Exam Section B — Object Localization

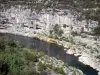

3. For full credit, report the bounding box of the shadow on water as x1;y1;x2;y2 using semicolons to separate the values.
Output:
0;33;99;75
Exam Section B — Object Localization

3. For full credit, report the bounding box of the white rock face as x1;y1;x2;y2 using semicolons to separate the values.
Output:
0;6;98;35
0;5;100;75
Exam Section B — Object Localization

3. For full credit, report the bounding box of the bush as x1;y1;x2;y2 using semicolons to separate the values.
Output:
0;41;5;50
62;37;75;44
53;24;63;37
63;24;67;28
71;31;79;36
0;60;9;75
96;55;100;59
54;67;66;75
93;27;100;36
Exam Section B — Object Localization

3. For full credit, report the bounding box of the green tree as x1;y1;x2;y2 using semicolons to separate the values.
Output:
53;24;63;37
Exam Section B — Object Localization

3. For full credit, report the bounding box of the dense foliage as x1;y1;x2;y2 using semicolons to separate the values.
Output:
0;36;46;75
0;36;37;75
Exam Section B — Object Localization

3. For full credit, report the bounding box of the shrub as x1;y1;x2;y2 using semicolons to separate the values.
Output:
71;31;79;36
93;27;100;36
0;41;5;50
62;37;75;44
63;24;67;28
53;24;63;37
25;51;39;62
54;67;66;75
38;62;47;72
96;55;100;59
0;60;9;75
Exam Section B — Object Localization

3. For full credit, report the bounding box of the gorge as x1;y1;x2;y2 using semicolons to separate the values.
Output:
0;0;100;75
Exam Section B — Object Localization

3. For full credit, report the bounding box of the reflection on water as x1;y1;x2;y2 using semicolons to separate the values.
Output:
0;33;98;75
